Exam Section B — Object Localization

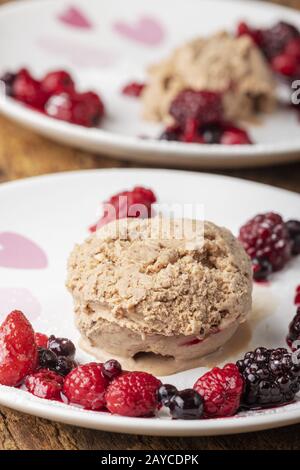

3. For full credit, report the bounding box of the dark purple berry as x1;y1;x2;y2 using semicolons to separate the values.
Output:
48;335;76;359
252;258;272;281
53;356;76;376
236;347;300;408
0;72;16;97
200;123;222;144
157;384;178;407
239;212;292;272
287;307;300;350
102;359;122;380
159;125;181;141
261;21;299;60
169;389;203;419
285;220;300;255
38;348;58;369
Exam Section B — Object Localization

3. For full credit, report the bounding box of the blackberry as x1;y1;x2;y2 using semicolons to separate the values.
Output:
287;307;300;350
236;347;300;408
285;220;300;255
38;348;57;369
53;356;76;376
169;389;203;419
200;123;223;144
239;212;292;272
157;384;178;407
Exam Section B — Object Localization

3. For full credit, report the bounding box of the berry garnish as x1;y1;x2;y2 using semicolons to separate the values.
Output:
89;186;156;231
0;310;37;386
201;123;223;144
41;70;75;95
271;54;298;77
38;348;58;370
236;347;300;408
25;370;64;400
45;90;104;127
169;89;223;128
193;364;243;418
122;81;145;97
63;363;109;410
102;359;122;380
261;21;299;60
239;212;292;272
252;258;272;282
220;126;252;145
159;125;181;142
47;335;76;359
169;389;203;420
157;384;178;407
54;356;76;377
285;220;300;255
295;286;300;306
287;307;300;350
12;68;48;110
35;332;49;349
106;372;161;417
236;21;262;46
0;72;16;97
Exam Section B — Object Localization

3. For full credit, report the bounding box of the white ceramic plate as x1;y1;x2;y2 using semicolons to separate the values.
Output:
0;167;300;436
0;0;300;169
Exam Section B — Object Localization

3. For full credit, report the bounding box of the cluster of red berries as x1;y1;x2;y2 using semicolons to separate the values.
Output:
159;89;252;145
237;20;300;79
89;185;156;232
0;69;105;127
1;309;300;419
239;212;300;282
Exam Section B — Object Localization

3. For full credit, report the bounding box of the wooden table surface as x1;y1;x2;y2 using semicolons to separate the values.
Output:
1;0;300;451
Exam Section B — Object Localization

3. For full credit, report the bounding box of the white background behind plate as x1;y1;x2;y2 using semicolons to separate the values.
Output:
0;168;300;435
0;0;300;167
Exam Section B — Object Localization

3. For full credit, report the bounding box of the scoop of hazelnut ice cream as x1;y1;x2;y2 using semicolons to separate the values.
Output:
67;217;252;375
142;31;275;124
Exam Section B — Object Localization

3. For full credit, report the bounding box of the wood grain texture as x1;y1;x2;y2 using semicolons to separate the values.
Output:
0;0;300;450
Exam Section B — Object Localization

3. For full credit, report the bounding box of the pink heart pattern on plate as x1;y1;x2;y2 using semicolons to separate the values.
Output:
58;6;93;30
113;15;165;46
0;288;41;322
0;232;48;269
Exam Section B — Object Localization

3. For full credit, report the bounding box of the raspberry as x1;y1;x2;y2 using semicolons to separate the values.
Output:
285;38;300;60
236;347;300;408
41;70;75;95
193;364;243;418
106;371;161;417
35;332;48;349
271;54;298;77
169;89;223;128
236;21;263;46
0;310;37;386
287;307;300;350
239;212;292;272
12;68;48;109
169;389;203;419
45;90;104;127
122;81;145;97
220;125;252;145
90;186;156;231
25;370;64;400
63;363;109;410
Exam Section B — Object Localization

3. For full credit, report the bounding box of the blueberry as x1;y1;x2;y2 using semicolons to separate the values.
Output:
48;335;76;359
169;389;203;419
